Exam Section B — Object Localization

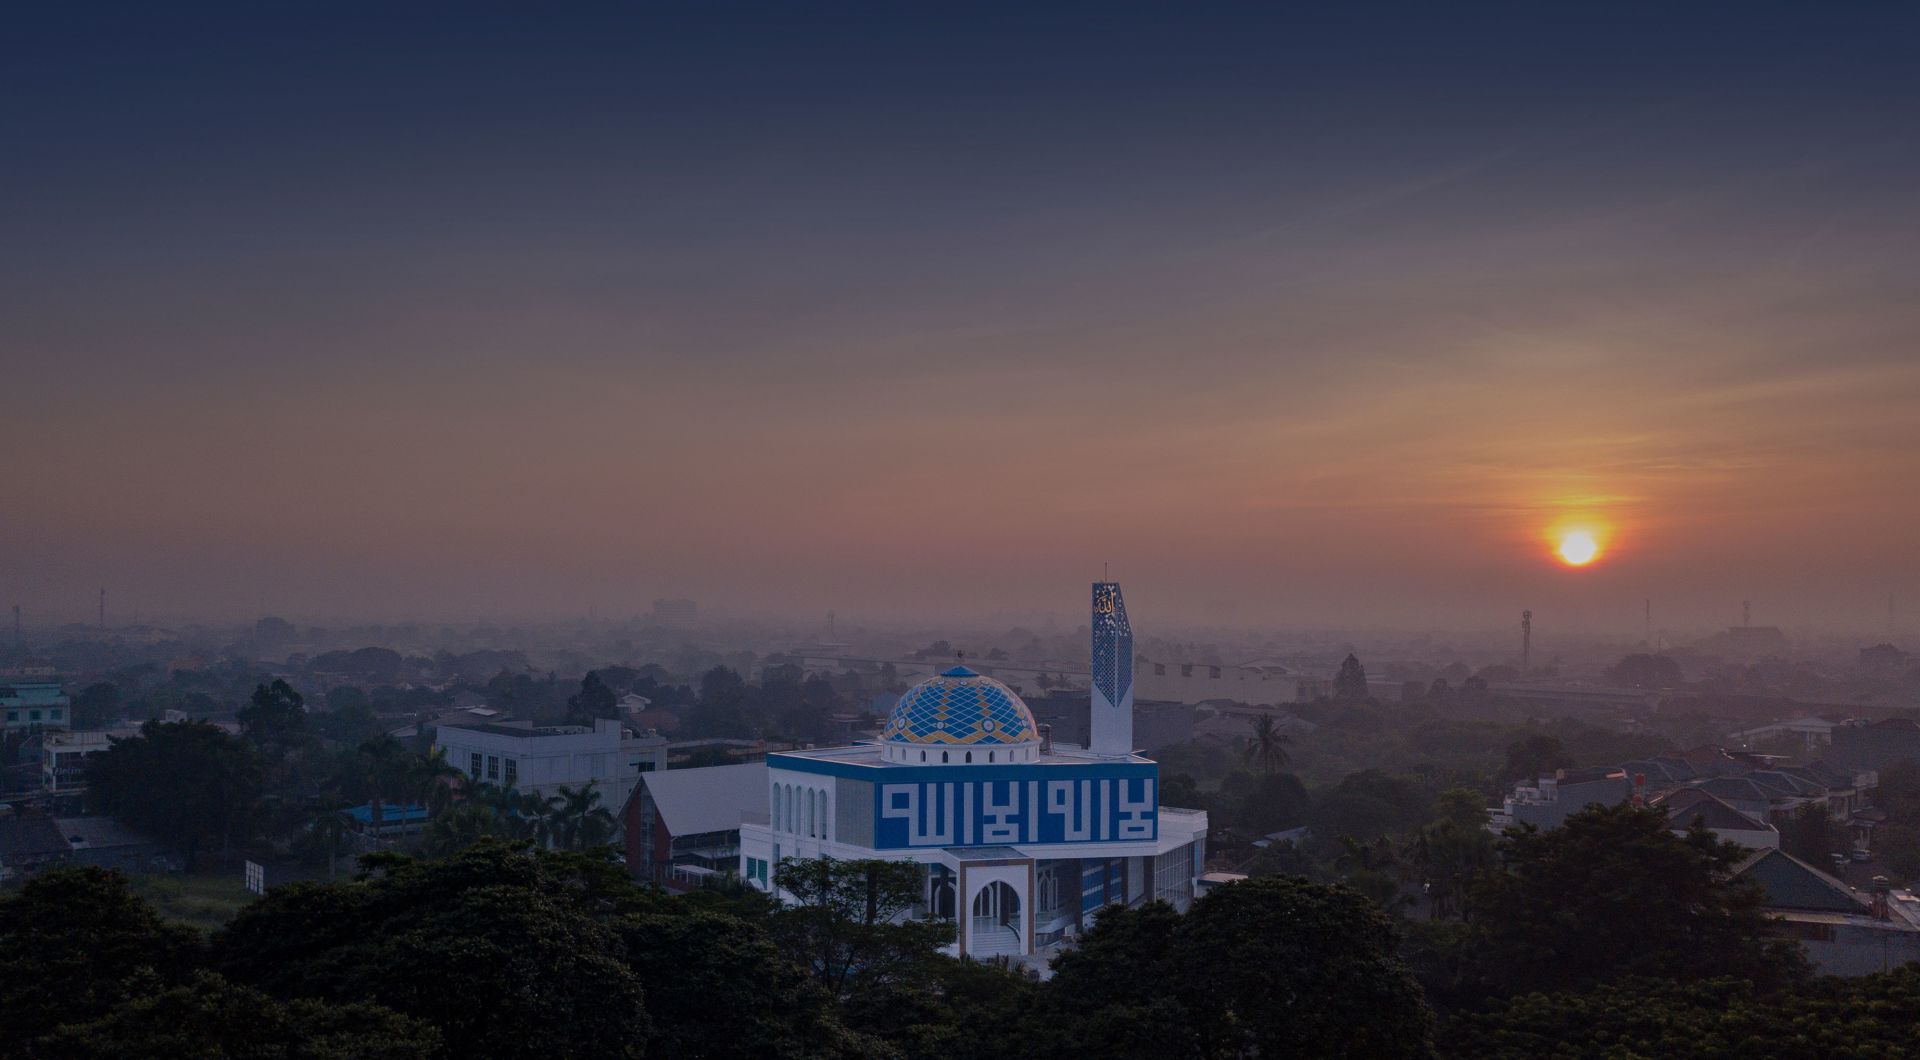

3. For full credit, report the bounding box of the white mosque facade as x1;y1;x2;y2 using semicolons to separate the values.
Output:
738;583;1210;959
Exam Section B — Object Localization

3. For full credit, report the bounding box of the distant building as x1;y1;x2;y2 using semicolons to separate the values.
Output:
1650;788;1779;849
621;762;767;889
1132;658;1328;706
1733;848;1920;975
1492;767;1632;831
40;729;127;794
1;681;69;732
1729;717;1841;750
1828;718;1920;772
433;718;669;815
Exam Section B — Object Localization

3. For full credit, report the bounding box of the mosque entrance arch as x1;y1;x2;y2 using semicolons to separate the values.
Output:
969;881;1021;957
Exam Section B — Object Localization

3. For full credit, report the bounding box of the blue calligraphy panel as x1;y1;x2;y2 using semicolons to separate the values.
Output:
874;774;1157;849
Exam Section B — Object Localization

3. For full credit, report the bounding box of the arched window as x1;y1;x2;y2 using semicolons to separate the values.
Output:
920;751;926;762
773;785;784;832
988;751;995;762
942;752;949;763
819;791;829;842
965;752;972;763
806;791;815;837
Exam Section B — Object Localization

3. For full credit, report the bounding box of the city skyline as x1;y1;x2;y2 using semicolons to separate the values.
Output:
5;4;1918;633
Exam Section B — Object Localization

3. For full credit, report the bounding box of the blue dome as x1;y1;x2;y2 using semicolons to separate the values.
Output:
882;666;1039;747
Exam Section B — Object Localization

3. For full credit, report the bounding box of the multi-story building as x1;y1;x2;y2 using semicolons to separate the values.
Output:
433;718;669;815
41;729;124;795
1;681;69;732
738;583;1210;963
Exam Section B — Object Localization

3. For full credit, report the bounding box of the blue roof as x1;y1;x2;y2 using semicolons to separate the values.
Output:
882;670;1038;746
344;803;429;824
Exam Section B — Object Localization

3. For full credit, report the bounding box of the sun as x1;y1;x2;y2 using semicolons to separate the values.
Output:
1557;530;1599;567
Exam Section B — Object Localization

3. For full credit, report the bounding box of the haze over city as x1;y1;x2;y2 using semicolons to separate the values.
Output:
6;4;1918;634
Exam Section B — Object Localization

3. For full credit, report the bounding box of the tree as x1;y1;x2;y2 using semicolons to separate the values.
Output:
1441;970;1920;1060
617;910;879;1059
1502;732;1569;782
1333;653;1369;701
39;970;441;1060
238;679;310;760
71;682;123;729
1179;877;1434;1058
770;857;953;1001
87;720;264;869
1040;880;1434;1059
214;843;650;1060
0;867;203;1050
1460;803;1806;998
1241;713;1292;773
1781;802;1837;864
544;781;616;851
567;671;618;725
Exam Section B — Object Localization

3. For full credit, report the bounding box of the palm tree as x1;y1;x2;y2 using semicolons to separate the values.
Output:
424;803;502;856
308;803;354;882
407;746;467;817
544;781;616;851
1243;714;1292;774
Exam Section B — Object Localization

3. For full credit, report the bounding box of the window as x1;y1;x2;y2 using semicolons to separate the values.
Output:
920;751;926;762
29;711;40;722
50;709;62;720
6;712;16;723
469;752;483;778
988;752;994;762
819;792;829;842
773;786;783;831
486;755;500;781
504;758;517;788
1209;666;1221;679
806;792;816;837
942;752;949;763
1180;664;1193;678
964;752;972;763
1154;663;1166;676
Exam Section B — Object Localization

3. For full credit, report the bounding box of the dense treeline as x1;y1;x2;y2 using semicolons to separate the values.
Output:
5;806;1918;1060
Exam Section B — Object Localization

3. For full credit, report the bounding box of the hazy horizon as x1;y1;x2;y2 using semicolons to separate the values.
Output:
7;5;1918;638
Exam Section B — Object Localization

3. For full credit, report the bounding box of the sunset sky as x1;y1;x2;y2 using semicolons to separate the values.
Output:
5;4;1918;632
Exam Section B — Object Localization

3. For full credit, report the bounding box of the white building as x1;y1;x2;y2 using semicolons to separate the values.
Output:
2;681;69;732
433;718;669;814
739;583;1210;962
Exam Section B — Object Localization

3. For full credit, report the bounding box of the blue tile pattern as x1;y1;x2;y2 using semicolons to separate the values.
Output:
882;666;1039;746
1092;582;1133;707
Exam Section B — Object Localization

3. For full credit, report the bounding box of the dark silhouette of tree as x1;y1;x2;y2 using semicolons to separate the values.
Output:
1502;733;1569;782
214;843;651;1060
1441;970;1920;1060
1242;713;1292;773
1459;803;1806;998
544;781;616;851
1046;880;1433;1058
1334;654;1369;701
1780;802;1837;864
0;867;202;1048
87;721;263;869
72;682;123;728
770;857;953;1002
566;670;618;725
237;679;309;761
39;970;441;1060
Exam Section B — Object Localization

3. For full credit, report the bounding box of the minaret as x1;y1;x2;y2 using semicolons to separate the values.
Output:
1090;582;1134;755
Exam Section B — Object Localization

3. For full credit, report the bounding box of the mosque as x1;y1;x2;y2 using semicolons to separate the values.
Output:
737;583;1210;959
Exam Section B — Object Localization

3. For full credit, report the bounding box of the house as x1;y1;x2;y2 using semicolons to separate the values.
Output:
1493;768;1632;831
57;816;168;873
1829;718;1920;772
1649;788;1778;849
433;718;669;814
0;815;72;881
1733;848;1920;975
1729;716;1842;750
41;729;129;795
1;682;69;732
621;762;767;889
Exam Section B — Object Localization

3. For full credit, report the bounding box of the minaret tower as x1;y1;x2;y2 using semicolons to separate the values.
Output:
1090;581;1134;756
